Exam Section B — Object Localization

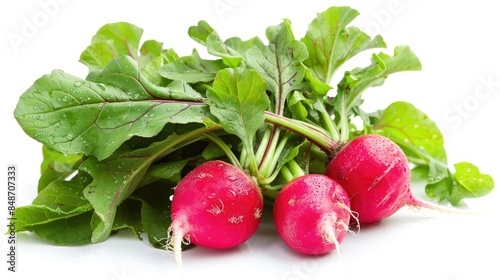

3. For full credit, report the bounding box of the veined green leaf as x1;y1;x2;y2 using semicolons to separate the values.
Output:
14;56;208;160
141;48;180;86
301;6;386;84
207;68;269;173
80;126;216;243
80;22;144;71
337;45;422;113
246;19;308;115
188;20;214;46
80;22;172;73
159;49;226;83
12;177;93;245
373;101;494;205
38;145;83;192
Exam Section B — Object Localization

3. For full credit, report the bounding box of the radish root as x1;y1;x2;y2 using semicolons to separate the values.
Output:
166;221;191;279
408;196;483;215
321;216;351;279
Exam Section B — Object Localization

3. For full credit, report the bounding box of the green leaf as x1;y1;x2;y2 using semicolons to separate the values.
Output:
373;101;446;162
79;127;212;243
188;20;246;68
303;66;332;96
287;90;312;120
245;19;308;115
373;101;494;205
111;198;143;239
38;145;83;192
454;162;494;197
138;39;164;66
16;210;94;245
14;56;208;160
426;163;495;205
206;31;243;68
206;68;269;173
301;6;386;84
12;177;93;245
188;20;214;46
80;22;144;71
87;55;203;101
159;49;226;83
337;46;422;113
130;182;175;249
142;158;191;185
141;48;180;86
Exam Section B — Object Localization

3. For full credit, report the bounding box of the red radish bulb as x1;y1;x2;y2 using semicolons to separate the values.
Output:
325;134;448;224
273;174;352;256
168;160;263;272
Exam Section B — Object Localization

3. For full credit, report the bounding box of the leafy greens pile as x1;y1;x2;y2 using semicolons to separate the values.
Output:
12;6;494;247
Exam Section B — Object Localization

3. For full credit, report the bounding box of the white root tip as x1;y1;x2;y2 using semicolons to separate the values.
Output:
166;223;189;279
323;226;345;263
408;196;484;215
323;222;352;279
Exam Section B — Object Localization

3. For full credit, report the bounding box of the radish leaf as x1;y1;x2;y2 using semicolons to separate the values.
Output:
373;101;494;205
159;49;226;83
246;19;307;115
80;22;144;71
14;56;208;160
11;177;94;245
207;68;269;175
301;6;386;84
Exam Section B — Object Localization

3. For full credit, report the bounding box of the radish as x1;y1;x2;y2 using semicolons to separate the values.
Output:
325;134;461;224
273;174;352;256
168;160;263;273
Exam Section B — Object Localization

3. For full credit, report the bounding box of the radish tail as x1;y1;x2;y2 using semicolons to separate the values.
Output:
321;216;351;279
167;220;189;279
408;196;483;215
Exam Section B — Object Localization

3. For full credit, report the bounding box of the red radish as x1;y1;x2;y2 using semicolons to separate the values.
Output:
168;160;263;273
273;174;352;256
325;134;456;224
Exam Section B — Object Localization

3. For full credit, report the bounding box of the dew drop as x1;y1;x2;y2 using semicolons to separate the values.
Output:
74;81;82;87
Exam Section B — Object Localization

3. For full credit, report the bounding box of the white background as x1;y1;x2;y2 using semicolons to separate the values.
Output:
1;1;499;279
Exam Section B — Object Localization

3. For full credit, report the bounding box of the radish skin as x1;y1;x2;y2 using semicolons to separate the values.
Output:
167;160;263;274
273;174;351;256
325;134;468;224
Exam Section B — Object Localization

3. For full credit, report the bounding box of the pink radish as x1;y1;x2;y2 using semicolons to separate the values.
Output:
325;134;458;224
168;160;263;273
273;174;352;256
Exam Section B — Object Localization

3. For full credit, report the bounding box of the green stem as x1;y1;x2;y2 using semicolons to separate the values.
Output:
260;132;290;179
338;91;350;142
264;112;339;157
315;99;341;141
287;159;305;179
255;126;272;164
257;126;281;171
202;133;241;169
280;165;294;183
245;143;260;179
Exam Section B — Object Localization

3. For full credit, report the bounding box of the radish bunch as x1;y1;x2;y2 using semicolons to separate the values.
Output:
11;4;494;278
